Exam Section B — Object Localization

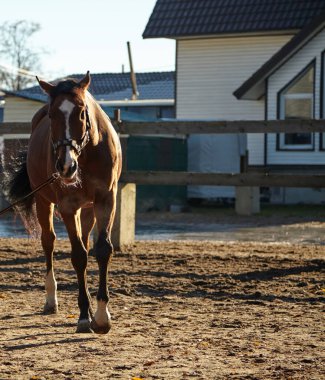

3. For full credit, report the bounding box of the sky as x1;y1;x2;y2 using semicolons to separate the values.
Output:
0;0;175;80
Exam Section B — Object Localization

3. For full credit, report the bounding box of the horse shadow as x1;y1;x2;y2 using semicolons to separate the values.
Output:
4;336;96;351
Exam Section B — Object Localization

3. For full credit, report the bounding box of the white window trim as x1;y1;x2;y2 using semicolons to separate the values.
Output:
323;52;325;117
321;52;325;149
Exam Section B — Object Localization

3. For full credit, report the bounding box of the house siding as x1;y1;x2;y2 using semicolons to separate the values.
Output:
3;96;43;123
177;35;292;162
267;27;325;165
176;35;292;197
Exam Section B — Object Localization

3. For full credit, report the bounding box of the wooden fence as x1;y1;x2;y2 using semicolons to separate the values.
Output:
1;119;325;188
1;119;325;246
114;119;325;188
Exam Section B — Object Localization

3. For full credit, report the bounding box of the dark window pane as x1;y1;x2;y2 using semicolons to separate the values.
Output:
284;133;311;145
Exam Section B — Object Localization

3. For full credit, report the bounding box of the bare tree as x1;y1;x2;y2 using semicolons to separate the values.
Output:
0;20;43;90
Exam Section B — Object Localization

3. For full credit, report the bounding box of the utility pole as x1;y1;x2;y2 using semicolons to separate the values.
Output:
127;41;138;100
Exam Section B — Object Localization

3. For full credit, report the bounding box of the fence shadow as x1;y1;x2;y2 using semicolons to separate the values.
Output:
116;259;325;304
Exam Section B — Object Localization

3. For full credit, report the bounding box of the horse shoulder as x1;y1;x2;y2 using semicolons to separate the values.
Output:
31;104;49;132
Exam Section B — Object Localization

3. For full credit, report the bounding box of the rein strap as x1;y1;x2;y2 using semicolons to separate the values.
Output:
0;173;60;217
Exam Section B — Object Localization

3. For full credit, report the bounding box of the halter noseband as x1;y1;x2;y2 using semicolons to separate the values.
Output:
52;106;92;156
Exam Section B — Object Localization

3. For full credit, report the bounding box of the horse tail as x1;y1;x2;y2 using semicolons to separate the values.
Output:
4;151;40;236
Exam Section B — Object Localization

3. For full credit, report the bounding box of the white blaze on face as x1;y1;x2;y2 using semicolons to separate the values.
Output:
59;99;75;174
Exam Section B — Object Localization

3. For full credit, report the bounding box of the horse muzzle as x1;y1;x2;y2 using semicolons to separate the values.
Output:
55;158;78;183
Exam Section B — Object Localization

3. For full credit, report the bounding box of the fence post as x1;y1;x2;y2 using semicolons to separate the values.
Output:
111;182;136;249
0;135;6;209
235;143;260;215
235;186;260;215
111;130;136;249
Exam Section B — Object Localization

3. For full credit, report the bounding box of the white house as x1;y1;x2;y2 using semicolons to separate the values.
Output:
143;0;325;203
234;10;325;203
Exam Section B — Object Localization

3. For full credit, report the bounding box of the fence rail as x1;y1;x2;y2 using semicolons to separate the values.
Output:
120;171;325;188
1;119;325;135
115;119;325;135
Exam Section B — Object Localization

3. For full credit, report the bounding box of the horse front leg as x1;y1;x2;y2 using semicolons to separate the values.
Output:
61;209;93;333
80;206;96;252
91;185;117;334
36;196;57;314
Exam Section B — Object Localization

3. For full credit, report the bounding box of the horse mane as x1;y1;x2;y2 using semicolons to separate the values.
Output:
50;78;82;99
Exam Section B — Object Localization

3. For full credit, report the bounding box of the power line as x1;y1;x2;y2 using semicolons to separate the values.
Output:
0;62;40;79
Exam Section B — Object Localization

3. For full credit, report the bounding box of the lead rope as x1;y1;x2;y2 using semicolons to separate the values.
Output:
0;172;60;217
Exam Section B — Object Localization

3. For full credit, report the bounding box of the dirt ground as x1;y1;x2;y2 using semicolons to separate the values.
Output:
0;237;324;380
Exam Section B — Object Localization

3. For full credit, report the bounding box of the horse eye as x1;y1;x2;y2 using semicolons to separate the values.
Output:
80;110;85;119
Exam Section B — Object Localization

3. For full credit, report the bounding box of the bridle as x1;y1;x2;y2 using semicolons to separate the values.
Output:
52;105;92;156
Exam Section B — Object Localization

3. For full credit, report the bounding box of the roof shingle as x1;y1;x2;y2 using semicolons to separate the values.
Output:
143;0;325;38
5;71;175;102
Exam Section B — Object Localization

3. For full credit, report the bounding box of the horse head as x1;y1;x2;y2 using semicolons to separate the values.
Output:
37;72;91;185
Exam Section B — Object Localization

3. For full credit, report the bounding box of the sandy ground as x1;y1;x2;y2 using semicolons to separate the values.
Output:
0;237;324;380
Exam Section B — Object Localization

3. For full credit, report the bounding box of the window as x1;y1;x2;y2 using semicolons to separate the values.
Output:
278;63;314;150
322;51;325;118
321;51;325;149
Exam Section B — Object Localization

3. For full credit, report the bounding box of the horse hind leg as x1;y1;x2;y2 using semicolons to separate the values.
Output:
36;197;58;314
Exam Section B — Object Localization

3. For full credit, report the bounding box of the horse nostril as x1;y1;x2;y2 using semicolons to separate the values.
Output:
68;160;78;176
55;159;64;173
71;160;77;171
56;158;77;178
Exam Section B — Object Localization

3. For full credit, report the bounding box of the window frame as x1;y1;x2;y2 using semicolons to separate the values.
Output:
319;50;325;150
277;60;315;152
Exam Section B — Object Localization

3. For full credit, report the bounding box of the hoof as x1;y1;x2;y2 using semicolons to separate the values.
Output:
76;319;94;333
90;318;112;334
43;302;58;314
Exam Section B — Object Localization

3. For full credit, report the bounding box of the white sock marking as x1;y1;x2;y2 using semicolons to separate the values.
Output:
45;269;57;307
94;300;111;326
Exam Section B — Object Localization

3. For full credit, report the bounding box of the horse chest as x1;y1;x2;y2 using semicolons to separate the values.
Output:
56;187;93;213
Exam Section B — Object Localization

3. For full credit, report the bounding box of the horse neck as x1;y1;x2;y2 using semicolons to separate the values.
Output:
85;92;115;143
85;92;101;146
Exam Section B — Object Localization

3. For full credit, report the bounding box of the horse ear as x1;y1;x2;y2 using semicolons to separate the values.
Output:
79;71;91;91
36;76;54;95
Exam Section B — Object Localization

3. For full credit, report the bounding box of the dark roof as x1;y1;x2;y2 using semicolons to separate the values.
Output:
5;71;175;103
143;0;325;38
234;9;325;100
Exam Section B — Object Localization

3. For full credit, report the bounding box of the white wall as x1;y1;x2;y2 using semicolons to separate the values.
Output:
267;28;325;165
177;35;292;120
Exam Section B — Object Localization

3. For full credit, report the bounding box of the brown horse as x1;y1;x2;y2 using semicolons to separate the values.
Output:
6;72;121;333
